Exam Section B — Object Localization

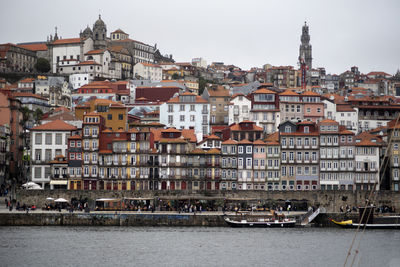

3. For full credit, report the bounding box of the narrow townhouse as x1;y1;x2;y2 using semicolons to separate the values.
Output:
221;139;238;190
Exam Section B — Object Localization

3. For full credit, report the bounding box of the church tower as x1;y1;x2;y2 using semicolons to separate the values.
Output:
299;22;312;70
92;15;107;49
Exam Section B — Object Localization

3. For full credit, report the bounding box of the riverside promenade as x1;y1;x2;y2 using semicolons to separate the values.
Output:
0;202;362;227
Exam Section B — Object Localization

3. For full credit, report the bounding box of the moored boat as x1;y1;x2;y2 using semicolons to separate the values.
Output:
224;211;296;228
330;207;400;229
330;219;400;229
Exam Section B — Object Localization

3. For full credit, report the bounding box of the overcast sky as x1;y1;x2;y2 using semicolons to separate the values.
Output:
1;0;399;74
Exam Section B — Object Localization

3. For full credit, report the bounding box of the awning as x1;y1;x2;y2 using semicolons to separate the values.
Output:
50;180;68;185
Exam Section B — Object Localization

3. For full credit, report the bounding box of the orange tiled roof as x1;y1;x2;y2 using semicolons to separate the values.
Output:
253;88;276;94
253;139;266;145
238;139;252;144
319;119;338;124
18;43;47;51
52;38;82;45
111;29;127;34
301;91;320;96
279;89;299;96
222;139;238;145
85;49;106;55
77;60;101;66
31;120;77;131
206;134;221;140
19;78;35;83
68;135;82;139
12;92;47;101
265;132;279;142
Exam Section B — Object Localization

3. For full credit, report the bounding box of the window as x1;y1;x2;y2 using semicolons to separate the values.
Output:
70;141;75;147
35;133;42;145
238;146;243;154
45;133;52;145
118;114;123;120
246;158;252;168
304;126;309;133
168;115;173;124
107;114;112;120
297;166;302;175
55;133;62;145
246;146;252;154
190;105;195;111
190;115;195;122
180;115;185;122
180;105;185;111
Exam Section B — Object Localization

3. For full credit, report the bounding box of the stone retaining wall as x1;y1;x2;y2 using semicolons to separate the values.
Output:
12;189;400;213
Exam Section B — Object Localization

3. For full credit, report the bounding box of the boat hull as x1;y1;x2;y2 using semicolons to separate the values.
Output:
331;219;400;229
224;218;296;228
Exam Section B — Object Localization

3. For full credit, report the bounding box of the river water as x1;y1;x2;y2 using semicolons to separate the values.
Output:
0;226;399;267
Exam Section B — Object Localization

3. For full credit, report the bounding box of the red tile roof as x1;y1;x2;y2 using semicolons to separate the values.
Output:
222;139;238;145
18;43;47;51
52;38;82;45
279;89;299;96
135;86;180;103
77;60;101;66
85;49;106;55
238;139;252;144
31;119;77;131
253;88;276;94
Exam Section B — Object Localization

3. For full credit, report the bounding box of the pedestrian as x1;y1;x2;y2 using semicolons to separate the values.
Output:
287;204;291;215
340;206;344;212
5;198;8;207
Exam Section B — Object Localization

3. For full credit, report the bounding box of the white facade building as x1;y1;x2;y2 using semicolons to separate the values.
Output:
30;120;77;189
159;92;210;135
192;58;207;68
323;98;358;133
49;37;94;73
69;73;92;90
133;63;162;81
229;93;251;124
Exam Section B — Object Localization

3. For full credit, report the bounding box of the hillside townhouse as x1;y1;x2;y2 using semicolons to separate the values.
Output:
386;122;400;191
159;92;210;135
319;120;355;190
265;133;281;190
133;63;162;81
31;120;77;189
250;88;280;133
279;90;303;122
354;132;383;191
221;139;238;190
202;86;230;127
228;93;251;124
252;140;267;190
237;139;253;190
301;91;324;123
279;120;320;191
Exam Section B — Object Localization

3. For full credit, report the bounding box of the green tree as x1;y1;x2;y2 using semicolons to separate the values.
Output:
33;108;43;124
172;73;181;80
34;58;50;73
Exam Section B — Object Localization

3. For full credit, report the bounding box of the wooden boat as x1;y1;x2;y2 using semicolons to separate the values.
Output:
331;219;400;229
224;213;296;228
331;207;400;229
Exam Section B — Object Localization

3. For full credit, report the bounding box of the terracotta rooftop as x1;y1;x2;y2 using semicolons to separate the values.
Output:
238;139;252;144
77;60;101;66
85;49;106;55
301;91;320;96
12;92;47;101
279;89;299;96
253;139;266;145
52;38;82;45
207;86;230;97
222;139;238;145
17;43;47;51
253;88;276;94
31;119;77;131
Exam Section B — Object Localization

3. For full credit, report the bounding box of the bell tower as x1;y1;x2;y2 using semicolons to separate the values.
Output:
92;14;107;49
298;21;312;70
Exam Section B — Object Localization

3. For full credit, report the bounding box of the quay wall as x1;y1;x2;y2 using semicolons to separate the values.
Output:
0;212;359;227
12;190;400;213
